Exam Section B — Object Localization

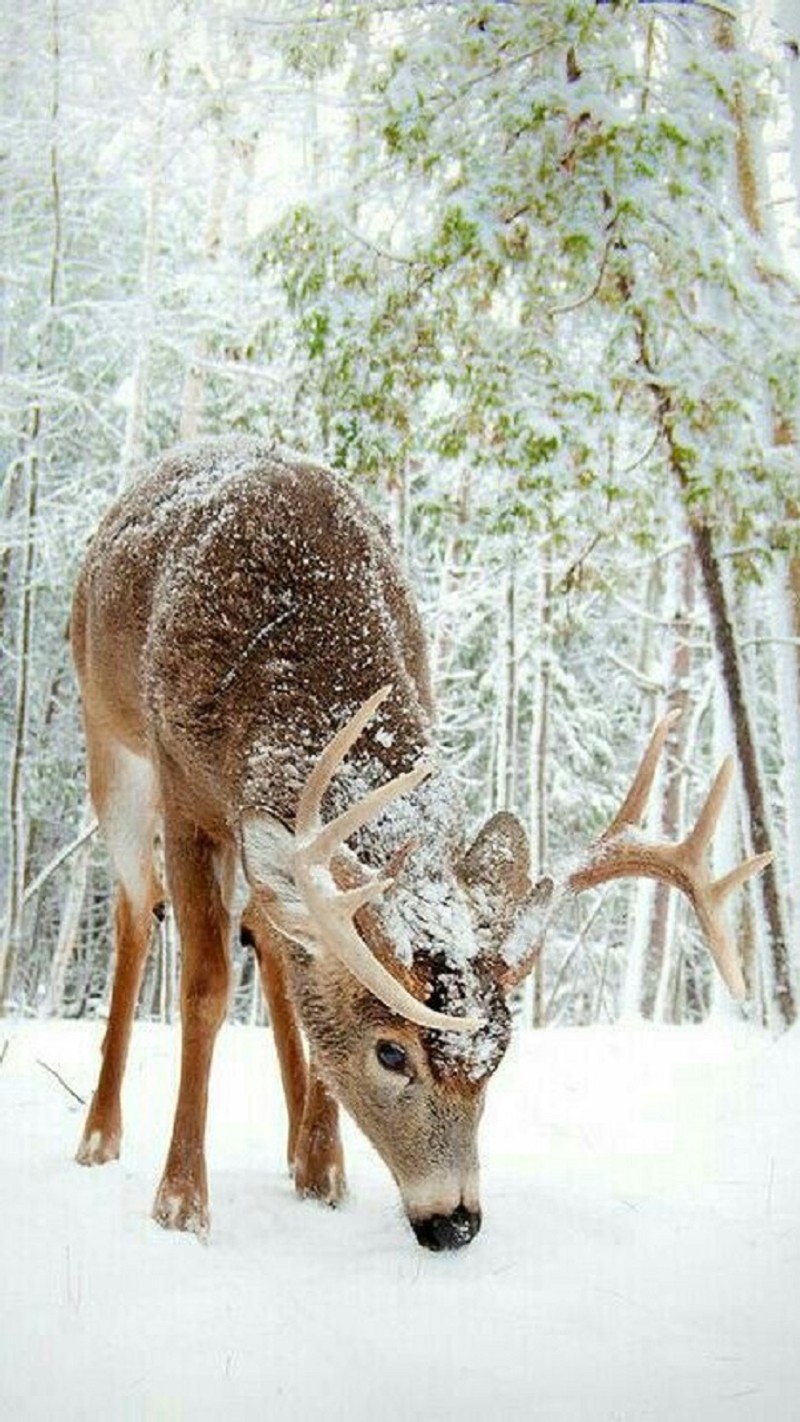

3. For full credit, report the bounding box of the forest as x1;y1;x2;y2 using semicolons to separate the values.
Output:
2;0;799;1035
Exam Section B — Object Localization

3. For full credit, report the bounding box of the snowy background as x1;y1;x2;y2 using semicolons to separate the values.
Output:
2;1017;798;1421
3;5;800;1418
3;0;800;1030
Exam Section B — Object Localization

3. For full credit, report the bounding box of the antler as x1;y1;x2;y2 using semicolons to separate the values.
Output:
565;710;772;999
502;710;772;997
291;686;484;1034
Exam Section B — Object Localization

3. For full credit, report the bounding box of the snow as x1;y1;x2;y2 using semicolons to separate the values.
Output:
2;1019;798;1421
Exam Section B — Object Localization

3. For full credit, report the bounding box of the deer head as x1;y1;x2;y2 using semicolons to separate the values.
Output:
240;687;768;1249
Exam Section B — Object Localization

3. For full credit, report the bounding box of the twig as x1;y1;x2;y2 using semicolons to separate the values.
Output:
606;652;665;696
549;241;613;316
550;216;619;317
23;816;98;908
0;1039;8;1067
544;894;608;1022
36;1058;86;1105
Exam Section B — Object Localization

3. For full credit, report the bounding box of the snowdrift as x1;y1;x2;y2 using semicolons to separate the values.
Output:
1;1019;798;1420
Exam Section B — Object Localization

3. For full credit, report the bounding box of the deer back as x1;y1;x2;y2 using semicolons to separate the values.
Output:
74;438;434;828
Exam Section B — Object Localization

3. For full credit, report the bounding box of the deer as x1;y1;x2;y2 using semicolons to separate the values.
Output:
71;436;770;1251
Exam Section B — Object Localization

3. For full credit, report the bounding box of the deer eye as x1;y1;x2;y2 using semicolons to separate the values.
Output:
375;1040;408;1073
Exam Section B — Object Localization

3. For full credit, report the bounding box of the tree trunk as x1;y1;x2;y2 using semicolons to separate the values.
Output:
119;51;168;486
712;9;798;1026
641;544;695;1019
498;555;519;811
1;440;39;1008
158;911;176;1024
178;54;241;441
690;520;794;1027
1;0;62;1009
44;804;95;1015
773;562;800;958
429;471;470;695
628;279;795;1028
529;562;551;1027
618;557;661;1019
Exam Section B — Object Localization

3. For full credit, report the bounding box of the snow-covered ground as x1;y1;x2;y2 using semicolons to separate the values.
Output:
1;1018;798;1421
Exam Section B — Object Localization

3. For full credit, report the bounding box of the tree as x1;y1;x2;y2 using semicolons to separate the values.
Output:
2;0;797;1027
262;0;799;1025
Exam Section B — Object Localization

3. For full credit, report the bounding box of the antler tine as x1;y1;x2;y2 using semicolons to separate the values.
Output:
310;764;432;862
296;684;392;835
333;877;396;916
684;755;733;856
712;851;774;906
602;707;682;839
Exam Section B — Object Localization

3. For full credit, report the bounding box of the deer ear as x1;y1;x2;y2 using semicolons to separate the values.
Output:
240;811;306;917
459;811;531;900
458;811;533;955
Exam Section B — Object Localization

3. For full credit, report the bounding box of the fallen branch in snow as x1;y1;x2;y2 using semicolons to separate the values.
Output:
36;1058;86;1106
0;1039;8;1067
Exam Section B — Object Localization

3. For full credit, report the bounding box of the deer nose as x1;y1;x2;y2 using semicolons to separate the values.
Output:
410;1205;482;1251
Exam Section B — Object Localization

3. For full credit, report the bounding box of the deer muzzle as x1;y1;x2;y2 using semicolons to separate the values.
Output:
401;1166;482;1251
410;1204;482;1251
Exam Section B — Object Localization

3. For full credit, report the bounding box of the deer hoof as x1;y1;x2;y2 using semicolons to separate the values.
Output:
152;1181;210;1240
293;1157;347;1207
76;1125;121;1166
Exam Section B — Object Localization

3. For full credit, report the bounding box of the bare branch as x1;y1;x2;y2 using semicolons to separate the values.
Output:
23;817;99;908
36;1058;86;1106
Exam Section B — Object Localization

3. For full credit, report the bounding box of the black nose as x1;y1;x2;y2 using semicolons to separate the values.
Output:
411;1205;482;1252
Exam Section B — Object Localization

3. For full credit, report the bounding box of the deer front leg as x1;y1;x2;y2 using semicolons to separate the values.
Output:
247;914;308;1165
77;884;159;1165
293;1065;346;1206
245;905;345;1203
153;827;231;1239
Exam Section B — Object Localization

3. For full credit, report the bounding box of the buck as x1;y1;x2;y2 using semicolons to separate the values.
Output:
72;437;769;1250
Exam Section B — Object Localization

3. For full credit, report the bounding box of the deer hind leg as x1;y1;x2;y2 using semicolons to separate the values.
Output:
244;904;345;1205
153;824;232;1238
77;740;162;1166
